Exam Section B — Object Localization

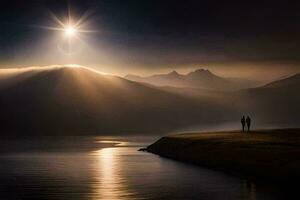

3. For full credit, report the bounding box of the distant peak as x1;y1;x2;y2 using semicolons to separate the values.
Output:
168;70;179;76
188;68;214;76
194;68;212;73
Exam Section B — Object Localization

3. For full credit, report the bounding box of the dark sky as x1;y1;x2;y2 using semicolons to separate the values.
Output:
1;0;300;79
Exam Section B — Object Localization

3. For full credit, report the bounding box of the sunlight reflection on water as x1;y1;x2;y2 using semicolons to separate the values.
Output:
89;141;258;200
91;147;134;200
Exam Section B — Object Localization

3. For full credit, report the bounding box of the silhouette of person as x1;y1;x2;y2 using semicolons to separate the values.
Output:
241;116;246;132
246;116;251;132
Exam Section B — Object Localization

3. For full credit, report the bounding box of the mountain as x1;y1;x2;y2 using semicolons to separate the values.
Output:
262;73;300;89
185;69;237;90
125;70;188;88
125;69;259;91
0;66;234;136
232;73;300;125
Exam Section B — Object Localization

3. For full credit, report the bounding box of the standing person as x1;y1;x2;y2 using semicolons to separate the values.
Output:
241;116;245;132
246;116;251;132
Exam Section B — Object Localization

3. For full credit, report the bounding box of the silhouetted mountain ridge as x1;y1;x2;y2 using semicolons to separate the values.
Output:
262;73;300;89
125;69;259;90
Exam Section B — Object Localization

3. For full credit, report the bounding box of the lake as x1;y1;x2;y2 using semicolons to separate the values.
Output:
0;136;296;200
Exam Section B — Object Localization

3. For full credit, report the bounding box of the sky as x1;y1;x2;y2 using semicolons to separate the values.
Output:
1;0;300;81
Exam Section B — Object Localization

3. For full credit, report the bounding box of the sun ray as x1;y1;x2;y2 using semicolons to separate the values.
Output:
29;24;64;31
49;11;65;28
30;8;99;38
74;9;95;28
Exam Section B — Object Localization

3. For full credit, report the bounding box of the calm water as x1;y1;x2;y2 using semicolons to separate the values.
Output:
0;136;295;200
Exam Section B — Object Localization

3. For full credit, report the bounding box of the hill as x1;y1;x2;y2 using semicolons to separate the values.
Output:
262;73;300;89
231;73;300;126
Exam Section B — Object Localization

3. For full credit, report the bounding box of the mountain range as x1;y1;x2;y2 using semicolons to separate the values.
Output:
125;69;260;91
0;66;299;136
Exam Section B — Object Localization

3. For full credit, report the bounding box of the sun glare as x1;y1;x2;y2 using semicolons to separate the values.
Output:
65;26;76;36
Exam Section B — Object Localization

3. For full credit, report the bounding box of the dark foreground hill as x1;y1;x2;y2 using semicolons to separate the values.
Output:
146;129;300;181
0;66;233;136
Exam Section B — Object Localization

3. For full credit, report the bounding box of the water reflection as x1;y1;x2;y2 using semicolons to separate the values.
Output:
250;183;257;200
242;180;257;200
91;146;134;199
89;141;259;200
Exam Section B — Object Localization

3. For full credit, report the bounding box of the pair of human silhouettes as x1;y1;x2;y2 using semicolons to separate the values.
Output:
241;116;251;132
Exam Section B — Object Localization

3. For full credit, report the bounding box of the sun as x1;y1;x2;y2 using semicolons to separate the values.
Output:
43;10;97;39
65;26;76;37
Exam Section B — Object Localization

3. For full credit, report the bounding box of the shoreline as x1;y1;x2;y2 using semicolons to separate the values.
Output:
146;129;300;182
